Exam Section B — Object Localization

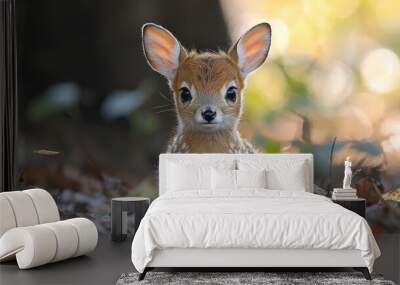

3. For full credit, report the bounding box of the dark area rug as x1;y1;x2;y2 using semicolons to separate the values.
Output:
116;272;396;285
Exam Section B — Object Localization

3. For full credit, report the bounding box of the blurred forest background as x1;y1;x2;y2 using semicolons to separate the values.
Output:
17;0;400;234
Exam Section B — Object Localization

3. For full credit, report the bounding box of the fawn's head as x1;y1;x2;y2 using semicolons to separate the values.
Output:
142;23;271;133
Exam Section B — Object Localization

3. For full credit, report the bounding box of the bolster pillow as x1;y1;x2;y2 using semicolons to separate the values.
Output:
0;218;98;269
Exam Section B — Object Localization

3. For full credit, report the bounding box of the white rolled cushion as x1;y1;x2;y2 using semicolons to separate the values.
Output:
0;226;57;269
65;218;98;257
0;196;17;237
0;218;97;269
42;221;79;262
23;188;60;223
236;169;267;189
0;191;39;227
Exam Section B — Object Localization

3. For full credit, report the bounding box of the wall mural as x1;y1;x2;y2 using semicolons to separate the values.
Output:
16;1;400;237
142;23;270;154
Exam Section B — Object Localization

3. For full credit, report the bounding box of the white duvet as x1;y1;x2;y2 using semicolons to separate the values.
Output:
131;190;380;273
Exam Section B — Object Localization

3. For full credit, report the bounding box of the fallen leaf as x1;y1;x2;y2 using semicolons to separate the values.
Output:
33;149;60;156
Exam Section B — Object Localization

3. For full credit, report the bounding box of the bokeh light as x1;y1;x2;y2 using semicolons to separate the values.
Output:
219;0;400;186
268;19;289;58
336;107;373;140
380;114;400;137
361;48;400;94
352;92;385;124
309;61;354;107
245;64;288;115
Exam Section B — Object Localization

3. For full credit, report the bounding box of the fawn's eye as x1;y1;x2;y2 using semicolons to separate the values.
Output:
179;87;192;104
225;86;237;103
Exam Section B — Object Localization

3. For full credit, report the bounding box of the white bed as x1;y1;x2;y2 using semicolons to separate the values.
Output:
131;154;380;280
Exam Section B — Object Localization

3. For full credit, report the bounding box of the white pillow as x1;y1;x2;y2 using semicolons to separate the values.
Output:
236;169;267;189
167;162;212;191
238;159;308;191
266;164;306;191
212;168;236;190
211;169;267;190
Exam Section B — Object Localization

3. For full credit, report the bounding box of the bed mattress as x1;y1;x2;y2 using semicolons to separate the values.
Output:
131;190;380;273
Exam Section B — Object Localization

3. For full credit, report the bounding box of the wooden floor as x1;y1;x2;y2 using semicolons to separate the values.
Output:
0;234;133;285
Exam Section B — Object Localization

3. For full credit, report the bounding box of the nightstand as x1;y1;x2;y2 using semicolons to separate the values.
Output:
111;197;150;242
332;198;366;218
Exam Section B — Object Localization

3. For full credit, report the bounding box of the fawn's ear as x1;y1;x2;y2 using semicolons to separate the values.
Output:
229;23;271;76
142;23;187;80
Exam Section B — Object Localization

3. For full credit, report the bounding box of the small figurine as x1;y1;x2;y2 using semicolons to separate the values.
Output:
343;156;352;189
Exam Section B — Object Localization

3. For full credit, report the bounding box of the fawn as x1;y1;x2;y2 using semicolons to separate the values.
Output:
142;23;271;153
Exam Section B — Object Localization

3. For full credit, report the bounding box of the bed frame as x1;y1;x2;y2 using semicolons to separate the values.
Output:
140;248;371;280
139;154;372;280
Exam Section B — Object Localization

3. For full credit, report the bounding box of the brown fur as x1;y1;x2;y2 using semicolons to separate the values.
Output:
171;52;244;153
167;51;252;153
172;52;244;96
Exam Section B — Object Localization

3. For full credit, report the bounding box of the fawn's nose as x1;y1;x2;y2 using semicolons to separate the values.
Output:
201;109;217;123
